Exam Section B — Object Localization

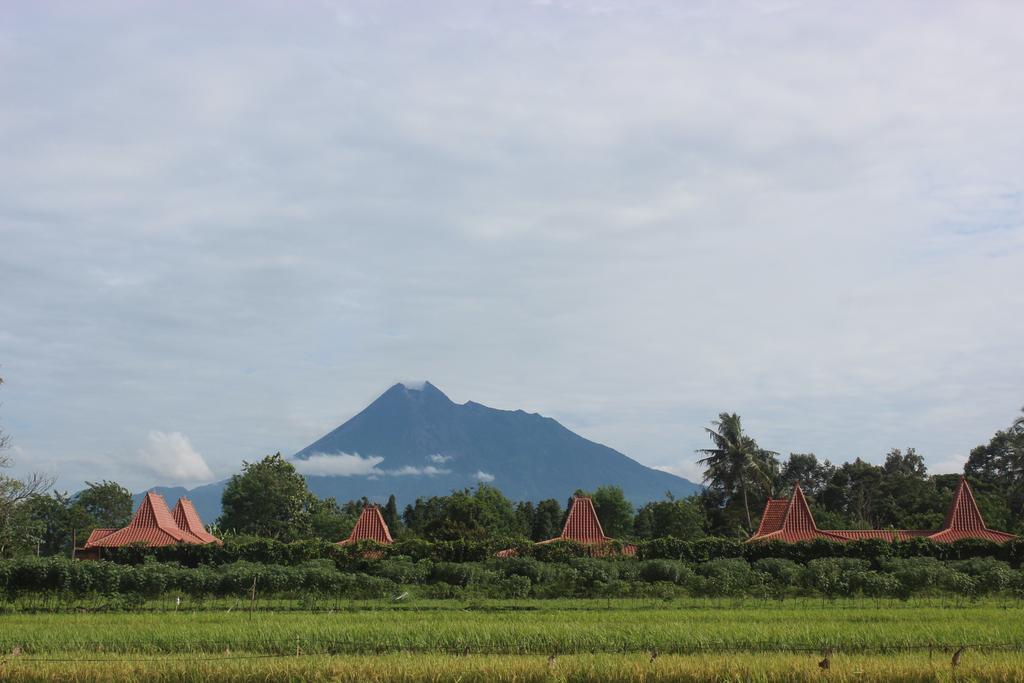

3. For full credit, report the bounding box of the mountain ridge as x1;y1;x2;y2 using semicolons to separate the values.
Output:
135;382;700;522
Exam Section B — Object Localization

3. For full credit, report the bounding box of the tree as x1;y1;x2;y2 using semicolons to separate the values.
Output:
403;485;520;541
514;501;535;539
696;413;779;534
874;448;940;528
382;494;402;536
819;458;883;526
74;481;132;530
531;498;563;541
0;374;55;555
21;493;70;555
882;448;927;478
219;453;314;540
965;407;1024;532
778;453;834;499
577;485;634;539
634;494;707;540
309;497;356;541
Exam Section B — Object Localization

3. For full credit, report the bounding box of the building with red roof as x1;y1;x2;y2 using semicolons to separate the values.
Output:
172;497;223;545
337;505;394;546
498;495;636;557
76;491;221;558
749;477;1015;544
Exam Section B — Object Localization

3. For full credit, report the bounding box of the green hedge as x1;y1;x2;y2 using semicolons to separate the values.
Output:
3;555;1024;603
94;536;1024;568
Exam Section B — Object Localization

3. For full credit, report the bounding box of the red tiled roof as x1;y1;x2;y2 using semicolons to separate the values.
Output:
755;499;789;536
338;505;394;546
84;528;118;545
926;478;1016;543
749;478;1016;544
511;496;637;556
171;497;222;545
748;484;847;543
829;529;932;541
84;491;206;548
560;496;607;543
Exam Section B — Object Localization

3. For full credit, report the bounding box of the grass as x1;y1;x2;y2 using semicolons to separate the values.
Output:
1;600;1022;681
5;653;1024;682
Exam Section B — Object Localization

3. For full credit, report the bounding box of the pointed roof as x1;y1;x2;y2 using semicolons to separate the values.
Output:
84;492;205;548
532;496;636;555
497;494;638;557
750;477;1016;544
754;499;789;536
338;505;394;546
927;478;1016;543
171;497;222;545
748;483;846;543
559;496;607;543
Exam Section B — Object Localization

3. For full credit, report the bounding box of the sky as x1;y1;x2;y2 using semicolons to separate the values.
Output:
1;0;1023;494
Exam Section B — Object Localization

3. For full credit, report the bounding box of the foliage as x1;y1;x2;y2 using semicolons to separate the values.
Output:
696;408;1024;538
966;406;1024;534
634;494;706;540
697;412;779;534
4;552;1024;603
382;494;402;536
403;485;523;541
73;481;133;530
308;497;356;542
575;485;634;538
529;498;563;540
219;453;315;541
0;375;56;556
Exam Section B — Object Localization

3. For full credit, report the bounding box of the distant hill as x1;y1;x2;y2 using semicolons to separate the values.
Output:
136;382;700;522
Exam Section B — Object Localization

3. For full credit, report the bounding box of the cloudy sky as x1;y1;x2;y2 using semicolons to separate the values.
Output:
2;1;1023;494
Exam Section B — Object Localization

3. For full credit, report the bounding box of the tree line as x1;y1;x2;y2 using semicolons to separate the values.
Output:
696;409;1024;536
2;365;1023;556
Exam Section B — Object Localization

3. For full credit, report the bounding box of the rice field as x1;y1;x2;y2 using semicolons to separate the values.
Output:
6;653;1024;683
2;600;1023;681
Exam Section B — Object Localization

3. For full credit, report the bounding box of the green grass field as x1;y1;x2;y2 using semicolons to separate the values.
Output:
2;600;1023;681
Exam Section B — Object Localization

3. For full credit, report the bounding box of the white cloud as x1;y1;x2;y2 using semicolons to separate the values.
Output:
137;431;214;484
428;454;453;464
472;470;495;483
292;453;384;476
386;465;451;477
290;453;452;478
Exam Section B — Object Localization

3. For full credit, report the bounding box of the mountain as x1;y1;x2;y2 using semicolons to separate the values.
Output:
136;382;700;521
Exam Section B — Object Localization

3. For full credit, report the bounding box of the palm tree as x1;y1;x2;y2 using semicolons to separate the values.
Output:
696;413;779;533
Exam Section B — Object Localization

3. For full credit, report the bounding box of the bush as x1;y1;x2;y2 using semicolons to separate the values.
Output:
638;560;682;584
3;541;1023;604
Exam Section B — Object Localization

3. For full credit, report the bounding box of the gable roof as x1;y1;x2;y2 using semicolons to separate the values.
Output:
748;484;847;543
498;494;637;557
338;505;394;546
171;497;222;545
749;478;1016;544
754;499;789;536
926;477;1016;543
534;496;636;554
83;528;118;546
84;491;205;548
559;496;607;543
